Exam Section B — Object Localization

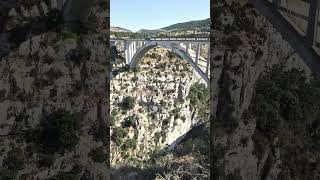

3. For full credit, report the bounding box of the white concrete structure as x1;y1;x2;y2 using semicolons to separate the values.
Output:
111;38;210;83
250;0;320;73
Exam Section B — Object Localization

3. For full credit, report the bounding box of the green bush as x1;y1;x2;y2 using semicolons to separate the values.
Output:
188;82;209;121
88;147;108;163
61;31;79;40
2;147;25;171
0;168;17;180
167;51;177;59
223;35;242;51
45;68;63;85
188;83;209;106
249;65;320;179
112;127;128;146
122;138;137;150
122;115;136;128
0;147;25;179
119;96;136;111
39;110;81;153
51;172;78;180
110;109;118;126
37;154;55;168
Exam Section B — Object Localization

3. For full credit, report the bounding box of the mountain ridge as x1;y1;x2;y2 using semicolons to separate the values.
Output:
111;18;210;33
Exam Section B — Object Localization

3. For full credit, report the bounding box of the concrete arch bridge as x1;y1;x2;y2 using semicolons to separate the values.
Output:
110;37;210;84
250;0;320;73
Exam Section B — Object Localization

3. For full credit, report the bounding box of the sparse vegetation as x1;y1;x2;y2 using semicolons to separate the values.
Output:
0;147;25;179
110;109;118;126
89;147;108;163
112;127;128;146
2;147;25;171
37;154;55;168
188;82;209;121
122;138;137;150
119;96;136;111
45;68;63;85
122;115;136;128
38;110;81;153
249;65;320;179
50;171;78;180
223;34;242;51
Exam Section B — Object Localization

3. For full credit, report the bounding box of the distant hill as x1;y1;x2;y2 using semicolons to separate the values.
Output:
162;18;210;31
137;29;167;35
136;18;210;34
110;27;132;33
111;18;210;38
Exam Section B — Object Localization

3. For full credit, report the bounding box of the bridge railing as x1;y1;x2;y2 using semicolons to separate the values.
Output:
110;37;210;42
149;37;209;41
267;0;320;51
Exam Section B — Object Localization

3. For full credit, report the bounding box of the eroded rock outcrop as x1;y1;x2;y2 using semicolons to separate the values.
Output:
0;0;109;179
210;1;314;180
111;47;207;162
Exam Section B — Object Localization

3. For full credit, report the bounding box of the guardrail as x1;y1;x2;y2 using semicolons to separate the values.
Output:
110;37;210;41
149;37;209;41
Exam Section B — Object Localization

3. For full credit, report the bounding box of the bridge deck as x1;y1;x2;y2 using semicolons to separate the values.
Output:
110;37;210;44
250;0;320;74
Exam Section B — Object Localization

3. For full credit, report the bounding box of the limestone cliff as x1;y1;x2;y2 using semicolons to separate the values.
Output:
211;1;318;180
110;47;209;179
0;0;109;179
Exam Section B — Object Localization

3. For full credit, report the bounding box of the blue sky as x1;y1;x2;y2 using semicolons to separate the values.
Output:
111;0;210;32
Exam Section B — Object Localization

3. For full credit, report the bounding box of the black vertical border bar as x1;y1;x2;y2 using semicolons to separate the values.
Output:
210;0;221;179
209;0;214;179
105;0;111;178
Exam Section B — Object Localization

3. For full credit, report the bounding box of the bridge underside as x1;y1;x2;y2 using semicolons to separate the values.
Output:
111;39;210;83
249;0;320;74
129;44;157;69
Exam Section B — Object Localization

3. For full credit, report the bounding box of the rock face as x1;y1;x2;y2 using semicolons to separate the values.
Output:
210;1;312;180
110;47;207;166
0;0;109;179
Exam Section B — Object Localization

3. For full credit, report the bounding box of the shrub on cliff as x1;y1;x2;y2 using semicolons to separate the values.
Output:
122;138;137;150
88;147;108;163
167;51;177;59
0;147;25;179
122;115;137;128
188;82;209;121
2;147;25;170
249;65;320;179
112;127;128;146
119;96;136;111
223;34;242;51
39;110;81;153
110;109;118;126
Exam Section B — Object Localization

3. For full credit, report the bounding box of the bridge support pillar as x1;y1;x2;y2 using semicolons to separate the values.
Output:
124;41;130;64
195;44;201;65
186;43;191;54
132;41;136;55
130;42;134;61
129;42;134;63
306;0;319;46
127;42;131;63
130;42;134;62
138;41;142;49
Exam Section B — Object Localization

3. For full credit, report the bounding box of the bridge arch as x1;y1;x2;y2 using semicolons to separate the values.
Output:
129;42;209;83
